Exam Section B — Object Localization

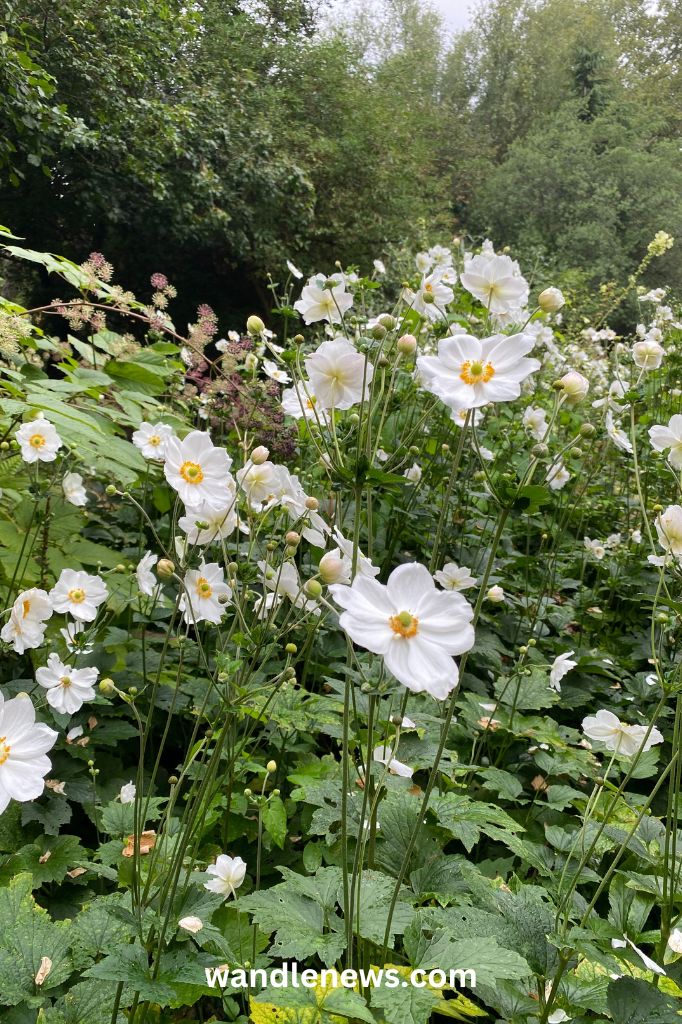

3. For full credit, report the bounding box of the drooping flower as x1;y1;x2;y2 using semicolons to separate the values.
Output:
655;505;682;558
204;854;247;899
180;561;232;625
16;415;63;464
50;569;108;622
605;411;633;453
36;652;99;715
584;537;606;560
179;916;204;934
633;338;664;370
460;253;529;314
178;496;238;546
403;463;422;484
281;382;329;423
649;415;682;469
330;562;474;700
286;260;303;280
262;358;291;384
547;461;570;491
549;651;577;692
60;619;93;655
304;338;373;410
294;274;353;324
62;472;87;507
1;588;52;653
434;562;477;591
372;745;413;778
417;332;540;411
326;528;379;582
164;431;233;510
119;782;136;804
0;692;58;813
668;929;682;954
523;406;548;441
136;552;159;596
582;709;664;757
132;421;176;460
257;560;318;617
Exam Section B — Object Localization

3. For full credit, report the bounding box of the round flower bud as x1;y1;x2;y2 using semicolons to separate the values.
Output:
319;552;347;584
105;484;117;496
559;370;589;403
391;714;403;726
421;290;435;304
397;333;417;356
156;558;175;579
251;445;269;465
247;315;265;335
285;642;297;654
486;585;505;603
285;531;300;547
371;324;387;341
266;760;277;773
379;314;397;330
377;354;390;368
538;287;565;313
304;578;323;599
579;423;596;438
99;678;115;695
305;496;319;511
294;334;305;345
244;353;258;371
348;413;360;426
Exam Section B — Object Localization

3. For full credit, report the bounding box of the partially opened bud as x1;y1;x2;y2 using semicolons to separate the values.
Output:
319;552;347;584
538;287;565;313
247;315;265;335
559;370;589;403
397;333;417;356
156;558;175;580
251;445;269;465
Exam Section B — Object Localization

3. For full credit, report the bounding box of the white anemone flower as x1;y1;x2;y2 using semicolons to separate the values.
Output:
16;415;63;464
180;561;232;625
655;505;682;558
523;406;548;441
668;929;682;954
407;272;455;320
62;472;88;507
549;651;577;692
281;382;329;424
417;332;540;411
262;358;291;384
257;560;318;617
178;495;238;545
294;274;353;324
179;915;204;934
372;745;414;778
582;709;664;757
434;563;477;591
204;854;247;898
304;338;373;410
286;260;303;279
606;411;633;453
633;338;664;369
36;652;99;715
119;782;136;804
649;415;682;469
164;430;233;510
0;693;58;813
547;461;570;491
460;253;529;314
132;421;176;460
1;588;52;653
584;537;606;560
486;585;505;603
330;562;474;700
237;461;284;509
136;552;159;596
60;620;93;655
330;528;379;581
49;569;108;622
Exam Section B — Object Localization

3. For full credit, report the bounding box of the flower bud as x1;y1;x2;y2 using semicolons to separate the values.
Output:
486;585;505;603
285;642;297;654
371;324;386;341
304;578;323;599
397;333;417;356
251;445;269;465
579;423;596;438
266;760;277;773
99;678;115;695
285;531;300;547
559;370;589;403
105;484;117;496
318;552;347;584
538;287;565;313
377;354;390;368
379;314;397;330
247;315;265;335
305;496;319;511
156;558;175;580
294;334;305;345
244;353;258;371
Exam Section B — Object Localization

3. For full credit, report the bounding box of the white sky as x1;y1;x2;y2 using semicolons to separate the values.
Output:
431;0;474;31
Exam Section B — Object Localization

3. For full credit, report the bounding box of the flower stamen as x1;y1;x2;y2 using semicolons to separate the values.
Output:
460;359;495;385
180;460;204;484
389;610;419;638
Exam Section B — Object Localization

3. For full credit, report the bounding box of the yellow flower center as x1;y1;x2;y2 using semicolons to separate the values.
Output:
196;577;212;599
180;460;204;484
60;675;72;689
149;434;161;446
389;610;419;638
0;737;10;766
68;588;86;604
22;599;31;618
29;433;46;448
305;396;317;410
460;359;495;385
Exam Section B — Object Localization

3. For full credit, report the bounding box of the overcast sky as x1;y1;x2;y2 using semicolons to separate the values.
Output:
430;0;473;32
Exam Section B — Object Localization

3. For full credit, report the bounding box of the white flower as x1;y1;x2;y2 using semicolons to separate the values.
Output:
605;533;621;550
649;415;682;469
559;371;589;403
668;929;682;954
1;588;52;653
373;259;386;275
281;382;329;423
330;562;474;700
237;461;283;509
132;422;176;460
612;937;665;975
178;496;238;546
164;430;233;510
16;415;62;464
549;651;576;692
631;529;642;544
434;563;477;591
258;560;318;617
655;505;682;558
304;338;373;410
417;332;540;411
0;692;58;813
62;472;87;507
547;461;570;491
319;551;352;586
49;569;108;622
460;253;529;313
486;585;505;603
204;854;247;898
523;406;548;441
547;1012;570;1024
633;338;664;369
372;745;413;778
404;463;422;484
606;411;633;453
286;260;303;279
538;287;565;313
36;652;99;715
329;528;379;582
120;782;136;804
179;915;204;934
294;274;353;324
262;358;291;384
584;537;606;560
136;552;158;596
180;561;232;625
415;251;432;274
60;620;93;654
581;709;664;757
407;272;455;320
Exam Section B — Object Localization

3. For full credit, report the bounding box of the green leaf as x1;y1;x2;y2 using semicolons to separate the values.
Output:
0;873;73;1005
262;794;287;849
83;941;176;1003
607;977;681;1024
